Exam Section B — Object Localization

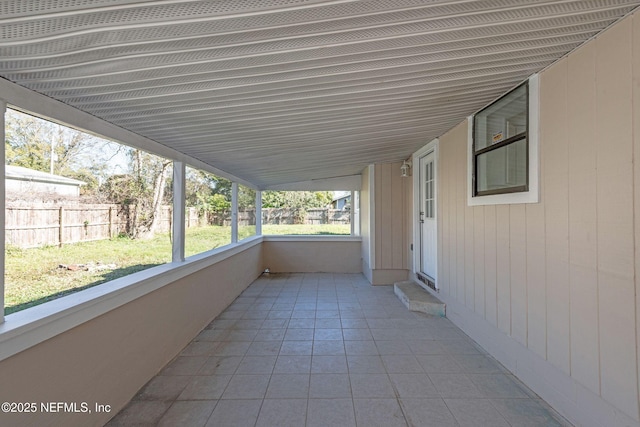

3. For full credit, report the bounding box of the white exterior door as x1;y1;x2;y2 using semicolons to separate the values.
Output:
419;152;437;282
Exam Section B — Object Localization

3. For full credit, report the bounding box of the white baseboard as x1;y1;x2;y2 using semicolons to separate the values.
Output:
430;287;640;427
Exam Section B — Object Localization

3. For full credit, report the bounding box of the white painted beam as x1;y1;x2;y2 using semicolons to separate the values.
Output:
350;190;355;236
255;191;262;236
369;165;376;269
172;161;186;263
353;190;361;237
231;182;238;243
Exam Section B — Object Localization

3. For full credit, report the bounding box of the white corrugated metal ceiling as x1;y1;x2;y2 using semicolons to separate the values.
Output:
1;0;638;188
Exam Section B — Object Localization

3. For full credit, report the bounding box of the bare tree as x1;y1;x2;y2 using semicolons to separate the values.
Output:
101;149;172;239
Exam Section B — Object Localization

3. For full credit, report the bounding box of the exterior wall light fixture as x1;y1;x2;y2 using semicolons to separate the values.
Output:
400;159;412;177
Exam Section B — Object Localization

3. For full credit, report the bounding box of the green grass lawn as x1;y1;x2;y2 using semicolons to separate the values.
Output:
262;223;349;236
5;223;349;315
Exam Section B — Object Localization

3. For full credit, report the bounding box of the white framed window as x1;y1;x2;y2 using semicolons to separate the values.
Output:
0;82;263;362
260;191;352;236
468;74;539;206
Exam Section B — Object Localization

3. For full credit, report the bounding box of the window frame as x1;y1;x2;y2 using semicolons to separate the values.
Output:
259;190;355;236
467;74;539;206
473;81;529;196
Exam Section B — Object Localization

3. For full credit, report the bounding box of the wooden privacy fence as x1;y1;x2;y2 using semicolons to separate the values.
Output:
5;204;350;248
6;203;172;248
201;208;349;226
6;204;122;248
256;208;349;226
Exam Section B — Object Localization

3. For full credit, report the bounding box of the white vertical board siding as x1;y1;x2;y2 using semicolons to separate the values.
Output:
541;59;571;375
374;164;381;269
633;13;640;420
509;204;527;346
526;200;546;359
391;165;404;270
484;205;498;328
440;136;450;294
567;41;600;396
432;11;640;423
374;164;384;268
449;130;460;298
525;72;548;360
525;86;547;357
439;122;467;300
461;119;475;310
464;197;475;310
373;162;410;272
377;162;389;269
496;204;511;336
360;167;372;272
473;207;485;318
455;124;466;302
404;170;413;274
594;17;638;419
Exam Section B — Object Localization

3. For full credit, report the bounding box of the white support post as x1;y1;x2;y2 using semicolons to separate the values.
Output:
172;161;186;263
0;100;6;323
231;182;238;243
255;190;262;236
350;190;355;236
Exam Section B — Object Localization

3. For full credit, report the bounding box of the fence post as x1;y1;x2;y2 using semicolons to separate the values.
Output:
59;206;64;247
108;206;113;238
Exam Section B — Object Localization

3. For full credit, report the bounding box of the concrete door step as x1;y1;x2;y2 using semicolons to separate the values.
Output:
394;281;446;317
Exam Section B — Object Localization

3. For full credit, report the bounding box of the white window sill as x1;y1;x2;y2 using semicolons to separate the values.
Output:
467;190;540;206
262;235;361;242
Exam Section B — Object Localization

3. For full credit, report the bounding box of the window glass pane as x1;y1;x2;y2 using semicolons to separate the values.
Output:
474;84;527;151
476;138;527;193
238;184;256;240
262;191;350;235
184;167;231;257
5;109;173;314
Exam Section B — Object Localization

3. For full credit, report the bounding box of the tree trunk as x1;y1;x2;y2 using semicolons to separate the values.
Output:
143;161;170;238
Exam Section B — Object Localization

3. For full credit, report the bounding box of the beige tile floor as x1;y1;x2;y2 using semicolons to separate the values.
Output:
107;273;572;427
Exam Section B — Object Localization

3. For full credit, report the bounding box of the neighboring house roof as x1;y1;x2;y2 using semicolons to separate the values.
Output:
332;191;350;202
5;165;85;186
